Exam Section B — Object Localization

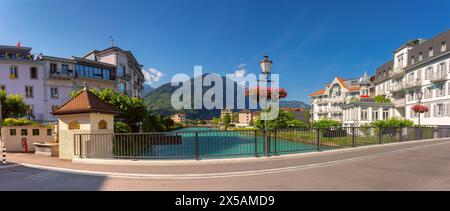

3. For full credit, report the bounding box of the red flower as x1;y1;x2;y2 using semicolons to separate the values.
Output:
360;95;369;98
245;86;288;100
411;104;429;113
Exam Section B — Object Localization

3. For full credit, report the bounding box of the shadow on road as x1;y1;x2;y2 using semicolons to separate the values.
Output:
0;166;107;191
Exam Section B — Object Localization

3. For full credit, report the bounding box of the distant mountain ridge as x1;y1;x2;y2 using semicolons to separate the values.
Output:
145;75;310;119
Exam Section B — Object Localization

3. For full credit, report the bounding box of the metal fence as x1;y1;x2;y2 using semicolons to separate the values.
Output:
74;126;450;160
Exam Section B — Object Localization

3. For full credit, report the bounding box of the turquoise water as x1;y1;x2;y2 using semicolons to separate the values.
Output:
143;127;323;159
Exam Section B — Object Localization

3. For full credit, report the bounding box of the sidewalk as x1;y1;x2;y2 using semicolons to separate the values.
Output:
5;138;450;176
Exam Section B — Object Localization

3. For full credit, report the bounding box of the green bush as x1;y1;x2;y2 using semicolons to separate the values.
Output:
374;95;391;103
311;119;342;128
371;118;414;128
114;122;131;133
0;118;37;126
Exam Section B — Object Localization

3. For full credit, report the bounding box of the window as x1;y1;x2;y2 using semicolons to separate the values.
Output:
372;111;379;121
27;105;34;118
47;129;52;136
50;87;59;99
0;85;5;91
98;120;108;130
10;65;18;79
61;64;69;74
21;129;28;136
383;109;389;120
25;86;33;98
411;56;415;64
419;52;423;61
68;121;80;130
118;83;126;94
425;87;432;99
424;104;431;118
434;104;444;117
50;63;57;73
10;129;16;136
438;62;447;73
119;64;126;78
30;67;38;79
436;84;445;97
361;108;368;121
32;129;40;136
425;66;433;80
429;47;434;57
442;41;447;52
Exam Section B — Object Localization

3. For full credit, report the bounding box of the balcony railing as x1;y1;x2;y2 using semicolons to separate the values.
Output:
403;79;422;89
390;83;405;93
391;67;405;78
315;99;328;104
430;72;448;83
328;107;343;113
328;97;345;103
49;69;74;80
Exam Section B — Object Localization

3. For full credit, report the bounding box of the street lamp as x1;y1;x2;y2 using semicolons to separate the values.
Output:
259;55;272;156
416;90;423;127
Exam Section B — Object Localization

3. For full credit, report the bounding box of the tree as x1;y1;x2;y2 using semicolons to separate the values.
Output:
223;113;231;130
255;109;307;129
311;119;342;128
71;88;146;130
212;117;219;125
142;111;165;132
232;113;239;123
374;95;391;103
114;122;131;133
162;117;175;130
0;90;28;119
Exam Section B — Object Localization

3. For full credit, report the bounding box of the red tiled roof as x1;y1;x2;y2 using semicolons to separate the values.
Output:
348;86;361;91
52;89;121;116
336;77;349;89
308;89;326;96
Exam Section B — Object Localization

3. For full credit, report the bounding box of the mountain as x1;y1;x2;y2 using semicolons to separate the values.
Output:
279;101;310;109
142;84;155;97
144;74;248;120
144;75;310;119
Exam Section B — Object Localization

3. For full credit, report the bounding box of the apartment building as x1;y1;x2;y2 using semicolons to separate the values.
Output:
310;29;450;127
83;47;145;98
0;44;145;122
309;73;372;122
373;29;450;126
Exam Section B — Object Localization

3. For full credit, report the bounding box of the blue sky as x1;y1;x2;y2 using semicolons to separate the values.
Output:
1;0;449;102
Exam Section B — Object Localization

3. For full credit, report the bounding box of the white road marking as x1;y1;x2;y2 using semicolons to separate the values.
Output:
17;141;450;180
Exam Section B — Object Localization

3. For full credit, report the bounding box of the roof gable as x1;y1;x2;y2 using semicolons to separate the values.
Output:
52;87;120;116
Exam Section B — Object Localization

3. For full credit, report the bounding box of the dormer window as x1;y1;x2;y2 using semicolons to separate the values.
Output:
411;56;415;64
419;52;423;61
442;41;447;52
429;47;434;57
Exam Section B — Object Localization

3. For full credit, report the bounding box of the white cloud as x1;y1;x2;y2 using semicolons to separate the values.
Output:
142;67;165;85
234;63;247;78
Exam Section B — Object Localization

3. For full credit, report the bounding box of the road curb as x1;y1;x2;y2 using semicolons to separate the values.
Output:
72;138;450;166
18;141;450;180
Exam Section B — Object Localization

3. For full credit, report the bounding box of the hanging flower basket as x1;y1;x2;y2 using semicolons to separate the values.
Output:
411;104;429;113
245;86;288;101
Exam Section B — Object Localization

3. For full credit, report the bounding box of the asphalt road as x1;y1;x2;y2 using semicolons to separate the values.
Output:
1;140;450;191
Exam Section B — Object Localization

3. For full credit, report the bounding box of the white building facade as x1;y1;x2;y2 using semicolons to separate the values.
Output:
0;44;145;122
309;73;371;122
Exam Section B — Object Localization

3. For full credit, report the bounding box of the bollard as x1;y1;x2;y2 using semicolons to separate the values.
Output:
2;144;6;165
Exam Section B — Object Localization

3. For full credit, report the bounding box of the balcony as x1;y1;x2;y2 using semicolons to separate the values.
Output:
49;69;74;80
316;109;328;114
328;107;342;113
0;54;35;61
328;97;345;103
315;99;328;105
393;98;406;108
377;89;387;96
391;67;405;79
403;79;422;89
430;72;448;83
390;83;405;93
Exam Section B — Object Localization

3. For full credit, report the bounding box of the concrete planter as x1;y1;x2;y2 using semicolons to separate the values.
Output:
34;143;59;157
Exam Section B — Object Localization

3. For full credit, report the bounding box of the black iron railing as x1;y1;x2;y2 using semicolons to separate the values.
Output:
74;126;450;160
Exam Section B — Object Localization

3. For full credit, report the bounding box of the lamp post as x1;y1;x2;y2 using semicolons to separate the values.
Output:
416;90;423;127
259;55;272;156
